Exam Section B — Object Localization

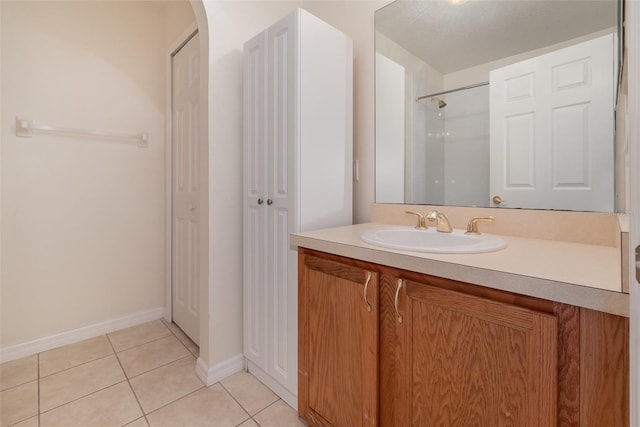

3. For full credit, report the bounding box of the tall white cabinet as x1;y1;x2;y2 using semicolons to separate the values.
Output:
242;9;353;409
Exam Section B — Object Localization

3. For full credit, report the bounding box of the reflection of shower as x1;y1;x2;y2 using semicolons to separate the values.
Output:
415;81;489;104
430;97;447;109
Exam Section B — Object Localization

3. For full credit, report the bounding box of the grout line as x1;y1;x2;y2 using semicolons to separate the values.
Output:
143;385;208;418
37;337;131;416
252;398;282;418
137;381;206;418
108;332;206;420
122;352;197;382
5;337;279;427
111;333;174;355
39;350;114;380
38;379;130;415
123;416;149;427
160;319;199;356
106;334;147;419
235;415;259;427
125;354;196;381
8;323;201;426
0;377;39;394
218;380;255;423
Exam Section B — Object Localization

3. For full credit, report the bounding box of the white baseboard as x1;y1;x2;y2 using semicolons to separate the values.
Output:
247;360;298;411
0;307;164;363
195;353;245;386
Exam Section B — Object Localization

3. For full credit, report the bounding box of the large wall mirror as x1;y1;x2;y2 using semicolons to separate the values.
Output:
375;0;621;212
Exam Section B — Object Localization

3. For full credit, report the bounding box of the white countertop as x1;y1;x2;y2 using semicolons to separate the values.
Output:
291;223;628;317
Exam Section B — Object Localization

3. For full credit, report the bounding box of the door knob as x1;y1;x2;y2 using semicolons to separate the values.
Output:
267;199;273;205
492;195;505;205
258;198;264;205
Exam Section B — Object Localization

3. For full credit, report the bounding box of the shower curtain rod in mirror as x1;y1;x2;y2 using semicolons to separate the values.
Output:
415;81;489;102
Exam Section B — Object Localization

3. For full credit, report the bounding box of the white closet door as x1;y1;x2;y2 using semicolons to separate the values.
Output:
266;11;298;393
172;33;200;344
243;31;268;370
490;33;614;211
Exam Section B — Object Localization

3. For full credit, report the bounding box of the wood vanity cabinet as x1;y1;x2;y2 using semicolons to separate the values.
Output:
298;249;629;427
380;274;557;426
298;250;379;426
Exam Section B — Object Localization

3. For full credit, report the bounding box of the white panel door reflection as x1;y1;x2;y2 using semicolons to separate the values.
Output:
490;33;614;211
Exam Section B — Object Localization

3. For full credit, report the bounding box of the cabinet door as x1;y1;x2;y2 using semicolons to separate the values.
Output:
266;10;298;393
243;31;268;370
381;276;558;426
299;253;378;426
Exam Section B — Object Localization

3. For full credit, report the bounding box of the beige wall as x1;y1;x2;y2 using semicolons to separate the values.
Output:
0;1;195;349
300;1;389;224
0;0;385;364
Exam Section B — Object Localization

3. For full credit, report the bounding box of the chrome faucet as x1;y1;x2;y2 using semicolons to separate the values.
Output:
426;210;453;233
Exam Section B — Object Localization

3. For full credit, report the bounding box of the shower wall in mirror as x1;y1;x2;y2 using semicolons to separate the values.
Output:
375;0;620;212
415;84;489;207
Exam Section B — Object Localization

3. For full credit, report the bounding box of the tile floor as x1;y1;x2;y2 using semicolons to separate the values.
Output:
0;320;304;427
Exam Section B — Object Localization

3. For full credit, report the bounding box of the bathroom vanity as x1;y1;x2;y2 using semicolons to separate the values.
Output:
293;207;629;426
319;0;629;423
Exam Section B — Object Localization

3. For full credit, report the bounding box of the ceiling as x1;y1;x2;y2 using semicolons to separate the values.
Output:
375;0;617;74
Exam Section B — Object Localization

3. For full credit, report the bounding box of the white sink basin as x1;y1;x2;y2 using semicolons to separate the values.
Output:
360;226;507;254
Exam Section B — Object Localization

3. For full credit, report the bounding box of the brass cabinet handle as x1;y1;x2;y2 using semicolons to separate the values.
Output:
492;195;505;205
394;278;403;324
363;271;372;312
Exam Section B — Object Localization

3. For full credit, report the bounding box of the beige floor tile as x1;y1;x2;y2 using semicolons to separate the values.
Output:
124;417;149;427
238;420;259;427
221;371;278;415
40;354;125;412
146;384;249;427
108;320;171;353
117;336;190;378
0;355;37;391
0;381;38;427
9;416;39;427
163;321;199;352
40;381;142;427
164;322;199;356
39;335;113;377
129;356;203;414
254;400;305;427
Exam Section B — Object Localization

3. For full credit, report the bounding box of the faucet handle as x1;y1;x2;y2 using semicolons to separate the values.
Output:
465;216;494;235
405;211;427;230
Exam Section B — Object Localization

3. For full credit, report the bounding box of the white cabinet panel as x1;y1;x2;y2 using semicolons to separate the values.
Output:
243;31;268;371
243;9;353;408
505;72;535;102
505;112;535;188
552;103;589;187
